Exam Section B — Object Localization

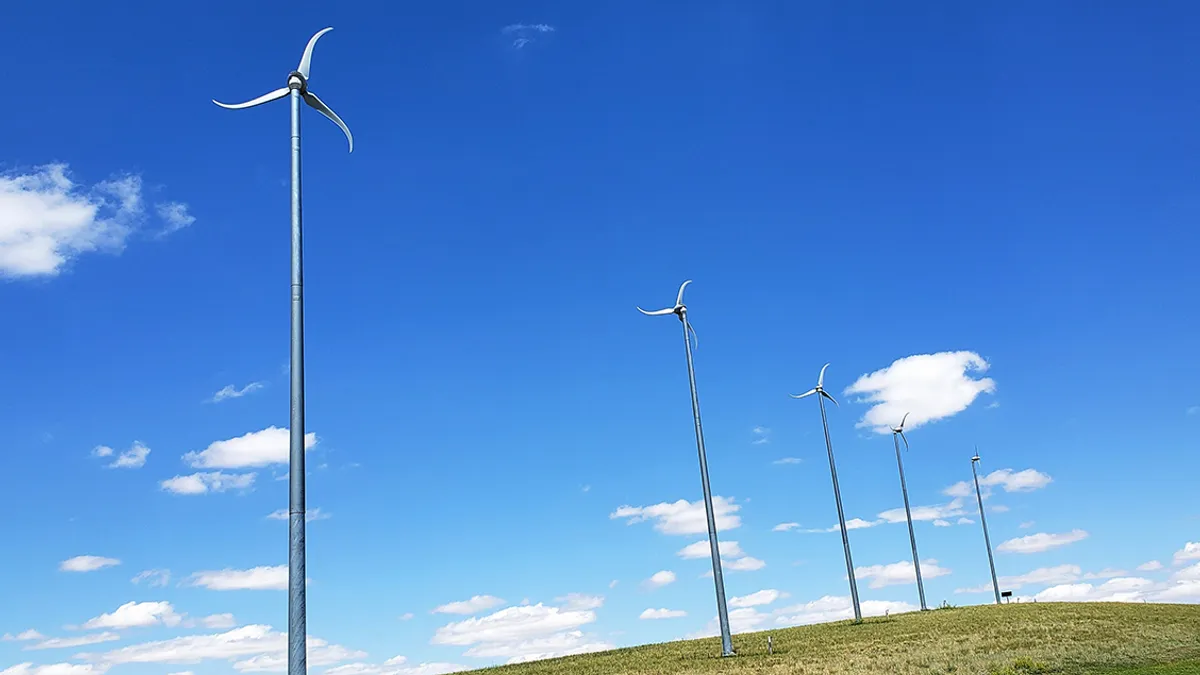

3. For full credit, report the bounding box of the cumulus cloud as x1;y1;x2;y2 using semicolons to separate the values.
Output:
676;540;743;560
185;566;288;591
1033;577;1158;603
325;657;465;675
1;631;45;642
728;590;784;608
843;351;996;434
996;530;1089;554
82;602;182;630
431;603;609;664
775;596;917;627
878;499;968;524
772;522;800;532
1138;560;1164;572
639;608;686;620
0;663;109;675
24;634;121;651
79;624;361;672
553;595;604;611
644;571;676;589
854;560;951;589
60;556;120;573
723;557;766;572
184;427;316;470
610;497;741;535
943;469;1052;498
160;471;255;495
1173;542;1200;565
94;441;150;469
433;596;507;615
210;383;264;404
802;517;884;533
956;565;1082;594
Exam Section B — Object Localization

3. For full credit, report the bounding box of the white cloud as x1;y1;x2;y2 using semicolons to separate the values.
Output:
608;580;618;589
501;23;556;49
1173;542;1200;564
639;609;686;620
431;603;608;664
325;658;465;675
160;471;255;495
644;571;675;589
956;565;1082;594
843;351;996;434
775;596;917;627
60;556;119;573
1033;577;1156;603
610;497;741;536
130;569;170;588
554;594;604;611
97;442;149;469
1138;560;1164;572
803;517;883;533
82;601;182;630
729;590;784;608
432;596;506;616
772;522;800;532
266;508;329;522
186;566;287;591
200;614;237;630
943;469;1052;498
878;499;967;524
184;427;316;470
0;663;109;675
751;427;770;445
724;556;766;572
24;634;121;651
2;631;45;642
676;540;743;560
854;560;951;589
398;614;414;622
996;530;1089;554
154;202;195;235
957;517;974;525
81;624;360;672
1020;521;1035;529
1083;568;1127;580
991;505;1011;513
0;165;145;278
772;457;801;465
210;383;264;404
933;519;951;527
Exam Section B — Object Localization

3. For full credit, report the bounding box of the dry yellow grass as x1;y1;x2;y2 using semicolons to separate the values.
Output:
475;603;1200;675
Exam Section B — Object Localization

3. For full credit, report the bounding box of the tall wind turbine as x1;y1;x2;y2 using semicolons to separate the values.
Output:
971;451;1002;605
792;364;862;623
213;28;353;675
638;280;735;657
889;413;926;611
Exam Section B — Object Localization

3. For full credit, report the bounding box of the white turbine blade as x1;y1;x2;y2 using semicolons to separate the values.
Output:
820;390;839;407
818;362;831;388
303;91;354;152
900;412;910;430
900;431;910;451
637;306;675;316
790;388;818;400
675;279;693;306
213;87;290;110
298;27;334;79
687;320;699;351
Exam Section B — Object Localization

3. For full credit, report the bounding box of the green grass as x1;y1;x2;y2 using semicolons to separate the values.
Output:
478;603;1200;674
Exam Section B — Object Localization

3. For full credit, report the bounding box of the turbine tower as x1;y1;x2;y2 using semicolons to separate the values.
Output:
889;413;926;611
213;28;353;675
637;280;735;657
972;451;1002;605
792;364;862;623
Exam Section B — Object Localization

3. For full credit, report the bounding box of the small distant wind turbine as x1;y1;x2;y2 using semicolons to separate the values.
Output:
890;413;926;611
212;28;353;675
971;451;1002;605
792;364;862;623
637;280;734;658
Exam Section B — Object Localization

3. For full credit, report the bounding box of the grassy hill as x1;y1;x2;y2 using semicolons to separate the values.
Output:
481;603;1200;675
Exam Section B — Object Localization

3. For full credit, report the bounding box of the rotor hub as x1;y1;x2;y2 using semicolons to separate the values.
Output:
287;71;307;92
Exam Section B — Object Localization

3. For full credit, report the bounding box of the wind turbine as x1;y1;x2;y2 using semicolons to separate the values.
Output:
637;280;735;657
213;28;353;675
792;364;862;623
971;451;1002;605
889;413;926;611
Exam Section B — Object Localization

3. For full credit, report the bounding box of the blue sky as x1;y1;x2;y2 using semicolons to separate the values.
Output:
2;0;1199;673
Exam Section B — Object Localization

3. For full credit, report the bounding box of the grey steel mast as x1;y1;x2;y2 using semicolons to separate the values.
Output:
792;364;862;623
638;280;735;657
213;28;353;675
972;451;1002;605
890;413;926;610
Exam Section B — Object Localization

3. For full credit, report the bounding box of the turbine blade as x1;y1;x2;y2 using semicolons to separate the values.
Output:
790;389;818;400
298;27;334;79
675;279;693;306
303;91;354;152
637;306;676;316
820;390;839;407
818;362;831;388
900;431;910;452
900;412;910;430
687;320;699;352
213;87;290;110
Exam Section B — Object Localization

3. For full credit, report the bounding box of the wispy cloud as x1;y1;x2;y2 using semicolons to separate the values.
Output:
996;530;1089;554
501;23;556;49
267;507;330;522
154;202;196;236
131;569;170;588
943;468;1052;498
772;522;800;532
639;608;685;620
432;595;506;615
160;471;255;495
610;497;741;535
60;556;120;573
186;565;288;591
92;442;150;469
751;426;770;445
209;382;264;403
772;457;801;465
844;351;996;434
